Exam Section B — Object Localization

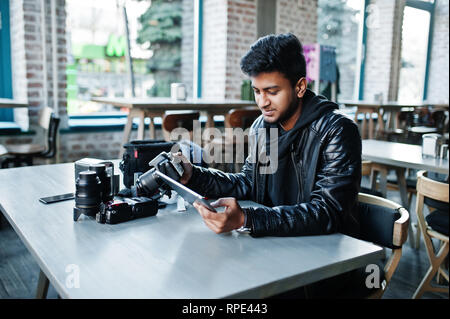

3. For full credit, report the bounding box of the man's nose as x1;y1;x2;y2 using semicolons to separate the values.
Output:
257;93;270;108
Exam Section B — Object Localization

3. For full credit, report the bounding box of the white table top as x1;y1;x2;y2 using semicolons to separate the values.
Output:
340;100;449;109
362;139;449;174
0;162;384;298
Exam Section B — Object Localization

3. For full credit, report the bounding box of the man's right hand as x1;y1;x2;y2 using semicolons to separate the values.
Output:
172;151;193;184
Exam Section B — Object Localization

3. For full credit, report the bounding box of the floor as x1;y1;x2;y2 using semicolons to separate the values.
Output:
0;178;448;299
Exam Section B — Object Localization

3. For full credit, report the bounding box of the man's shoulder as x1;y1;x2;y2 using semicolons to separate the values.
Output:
312;109;358;134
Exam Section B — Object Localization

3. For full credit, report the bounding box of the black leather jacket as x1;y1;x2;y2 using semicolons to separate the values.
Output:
187;109;362;238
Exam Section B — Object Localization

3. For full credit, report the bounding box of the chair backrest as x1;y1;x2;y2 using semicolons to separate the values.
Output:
162;111;200;142
361;160;372;177
354;105;384;140
38;107;60;158
162;111;200;132
416;171;449;239
43;113;60;158
430;109;448;134
358;193;409;249
416;171;449;204
357;192;409;298
227;107;260;129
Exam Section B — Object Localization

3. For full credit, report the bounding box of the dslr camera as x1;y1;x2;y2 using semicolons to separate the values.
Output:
96;197;158;224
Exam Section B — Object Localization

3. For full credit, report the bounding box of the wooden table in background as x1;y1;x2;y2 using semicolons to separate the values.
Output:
92;97;256;157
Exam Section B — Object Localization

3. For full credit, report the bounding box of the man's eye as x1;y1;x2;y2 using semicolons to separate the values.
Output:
253;90;260;95
268;91;278;95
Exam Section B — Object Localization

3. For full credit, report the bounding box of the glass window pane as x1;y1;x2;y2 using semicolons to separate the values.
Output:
317;0;364;101
398;7;430;102
66;0;192;115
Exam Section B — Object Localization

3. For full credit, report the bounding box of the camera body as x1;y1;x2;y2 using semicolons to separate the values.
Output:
97;197;158;224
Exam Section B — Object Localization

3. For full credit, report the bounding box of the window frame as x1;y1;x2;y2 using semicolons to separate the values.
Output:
0;0;14;122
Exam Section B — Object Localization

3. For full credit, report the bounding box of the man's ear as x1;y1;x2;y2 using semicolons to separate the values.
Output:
295;77;307;98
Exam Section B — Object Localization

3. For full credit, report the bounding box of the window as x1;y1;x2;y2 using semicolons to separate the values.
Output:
317;0;365;101
66;0;195;115
398;1;434;102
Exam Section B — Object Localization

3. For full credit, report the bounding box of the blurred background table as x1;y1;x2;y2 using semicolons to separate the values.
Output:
341;100;449;142
92;97;256;156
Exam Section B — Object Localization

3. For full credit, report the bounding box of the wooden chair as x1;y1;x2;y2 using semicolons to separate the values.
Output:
210;107;260;172
412;170;449;299
354;105;384;140
380;108;415;142
161;110;200;142
364;160;418;249
360;161;383;197
357;193;410;298
304;192;409;299
1;107;60;168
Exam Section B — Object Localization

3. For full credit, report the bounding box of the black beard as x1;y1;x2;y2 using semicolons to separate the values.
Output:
278;94;301;125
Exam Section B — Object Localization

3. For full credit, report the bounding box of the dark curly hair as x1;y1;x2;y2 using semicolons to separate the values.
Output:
240;33;306;87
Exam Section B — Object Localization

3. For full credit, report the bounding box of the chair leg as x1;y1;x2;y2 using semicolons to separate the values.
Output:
414;223;421;250
412;241;449;299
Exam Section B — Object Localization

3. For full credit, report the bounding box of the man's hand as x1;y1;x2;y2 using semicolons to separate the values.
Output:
193;198;245;234
171;152;193;184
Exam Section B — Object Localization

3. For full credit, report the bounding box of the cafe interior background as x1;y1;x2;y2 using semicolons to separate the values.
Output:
0;0;448;299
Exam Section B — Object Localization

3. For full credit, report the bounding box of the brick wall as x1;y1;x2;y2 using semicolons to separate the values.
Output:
201;0;228;99
225;0;257;99
203;0;318;100
3;0;67;151
276;0;318;44
427;0;449;103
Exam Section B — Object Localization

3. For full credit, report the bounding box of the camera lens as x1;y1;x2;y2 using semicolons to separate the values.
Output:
74;170;102;217
135;168;161;196
89;163;112;202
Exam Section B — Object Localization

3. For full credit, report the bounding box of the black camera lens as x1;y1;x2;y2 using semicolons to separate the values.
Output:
89;163;112;202
74;170;102;221
134;168;161;196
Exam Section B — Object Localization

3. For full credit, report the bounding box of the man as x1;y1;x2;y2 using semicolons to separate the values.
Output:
179;33;362;239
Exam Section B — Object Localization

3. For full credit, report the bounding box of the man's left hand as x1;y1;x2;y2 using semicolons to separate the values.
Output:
193;198;245;234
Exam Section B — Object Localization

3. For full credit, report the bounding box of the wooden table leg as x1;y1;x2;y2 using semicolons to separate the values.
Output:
368;115;374;140
119;109;137;159
206;113;215;129
149;117;155;139
137;110;146;140
35;269;49;299
370;164;388;198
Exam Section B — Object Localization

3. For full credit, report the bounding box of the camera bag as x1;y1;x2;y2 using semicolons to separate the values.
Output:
120;140;176;188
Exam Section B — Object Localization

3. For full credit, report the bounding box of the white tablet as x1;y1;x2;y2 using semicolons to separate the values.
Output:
154;170;217;212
